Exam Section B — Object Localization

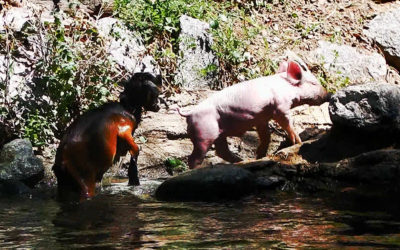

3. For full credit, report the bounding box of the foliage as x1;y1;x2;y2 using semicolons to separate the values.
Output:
114;0;272;86
0;9;122;149
31;12;121;142
22;111;54;147
0;26;19;146
165;157;188;175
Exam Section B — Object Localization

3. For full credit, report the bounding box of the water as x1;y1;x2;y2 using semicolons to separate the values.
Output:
1;187;400;249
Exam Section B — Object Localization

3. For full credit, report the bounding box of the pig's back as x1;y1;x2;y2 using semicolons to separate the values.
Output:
208;75;281;110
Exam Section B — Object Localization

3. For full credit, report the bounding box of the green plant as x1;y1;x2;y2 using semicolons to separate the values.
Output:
33;13;119;141
211;16;246;65
199;63;218;77
23;110;54;147
165;157;188;175
317;70;350;93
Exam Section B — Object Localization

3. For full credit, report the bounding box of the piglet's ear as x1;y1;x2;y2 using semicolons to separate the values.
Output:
277;61;288;73
287;61;302;83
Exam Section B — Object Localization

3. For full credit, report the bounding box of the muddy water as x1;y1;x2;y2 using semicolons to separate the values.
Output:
1;186;400;249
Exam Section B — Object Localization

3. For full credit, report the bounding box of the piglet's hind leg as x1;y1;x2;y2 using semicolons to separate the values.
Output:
214;136;242;163
255;124;271;159
188;140;213;169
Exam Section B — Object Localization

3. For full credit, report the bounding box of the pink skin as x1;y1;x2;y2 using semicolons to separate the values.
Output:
177;60;329;169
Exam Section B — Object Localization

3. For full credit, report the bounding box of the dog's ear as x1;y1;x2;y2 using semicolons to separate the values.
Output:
153;74;162;87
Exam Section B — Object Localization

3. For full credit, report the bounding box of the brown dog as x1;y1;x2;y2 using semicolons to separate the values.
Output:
53;72;162;199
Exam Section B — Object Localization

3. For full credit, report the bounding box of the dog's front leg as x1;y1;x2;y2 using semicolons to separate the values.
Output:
128;155;140;186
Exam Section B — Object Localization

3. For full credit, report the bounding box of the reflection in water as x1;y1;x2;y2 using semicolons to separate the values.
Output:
0;191;400;248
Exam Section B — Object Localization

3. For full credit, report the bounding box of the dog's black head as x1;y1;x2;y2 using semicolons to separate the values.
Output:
120;72;162;112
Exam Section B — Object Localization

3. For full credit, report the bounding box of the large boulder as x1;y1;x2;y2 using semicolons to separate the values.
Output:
155;165;256;201
174;15;219;89
329;83;400;133
310;41;387;84
96;17;160;75
0;139;44;187
364;8;400;71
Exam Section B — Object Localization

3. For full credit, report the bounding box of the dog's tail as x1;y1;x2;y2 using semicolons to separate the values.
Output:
173;107;191;117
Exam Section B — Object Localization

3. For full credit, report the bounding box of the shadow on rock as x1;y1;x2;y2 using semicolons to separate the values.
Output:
298;127;400;163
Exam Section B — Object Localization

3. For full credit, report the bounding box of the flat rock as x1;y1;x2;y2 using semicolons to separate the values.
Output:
155;165;256;201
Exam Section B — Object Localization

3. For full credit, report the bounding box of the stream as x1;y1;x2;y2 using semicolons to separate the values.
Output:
1;181;400;249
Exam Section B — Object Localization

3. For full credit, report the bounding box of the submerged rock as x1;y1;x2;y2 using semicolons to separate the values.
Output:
155;165;256;201
0;139;44;188
0;180;33;196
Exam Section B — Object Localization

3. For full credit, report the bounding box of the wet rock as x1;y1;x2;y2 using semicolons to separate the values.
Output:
96;17;160;75
310;41;387;83
175;15;219;89
101;179;162;197
0;139;44;187
329;83;400;133
0;180;32;196
239;148;400;192
155;165;256;201
364;7;400;71
330;149;400;184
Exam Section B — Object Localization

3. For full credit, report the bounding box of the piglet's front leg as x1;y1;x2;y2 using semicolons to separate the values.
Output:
274;113;301;145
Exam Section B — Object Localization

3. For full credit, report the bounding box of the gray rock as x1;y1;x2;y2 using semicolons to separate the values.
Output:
0;139;44;187
96;17;160;75
0;180;33;196
174;15;219;89
329;83;400;132
364;8;400;71
331;149;400;183
0;7;31;32
310;41;387;84
155;165;256;201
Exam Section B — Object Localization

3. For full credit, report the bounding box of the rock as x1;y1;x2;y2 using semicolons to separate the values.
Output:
239;149;400;192
0;180;32;196
96;17;160;75
0;6;31;32
0;139;44;187
101;178;162;197
331;149;400;184
329;83;400;132
310;41;387;84
364;8;400;71
155;165;256;201
56;0;114;17
174;15;219;89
